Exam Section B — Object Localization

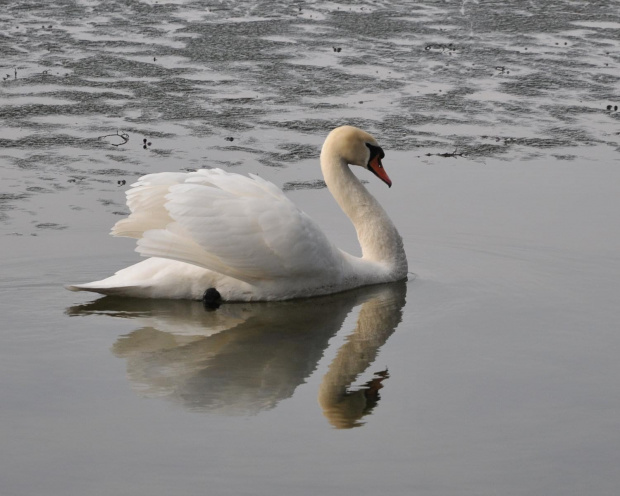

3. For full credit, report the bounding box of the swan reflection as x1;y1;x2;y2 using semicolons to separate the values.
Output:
67;281;406;428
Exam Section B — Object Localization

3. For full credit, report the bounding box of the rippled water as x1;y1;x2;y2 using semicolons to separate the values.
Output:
2;1;620;495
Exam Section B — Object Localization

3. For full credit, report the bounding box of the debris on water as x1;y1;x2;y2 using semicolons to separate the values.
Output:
426;148;466;159
425;43;458;53
99;131;129;147
282;179;326;191
35;222;67;230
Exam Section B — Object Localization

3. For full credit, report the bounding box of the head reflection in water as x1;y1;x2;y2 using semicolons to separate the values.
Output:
67;281;407;428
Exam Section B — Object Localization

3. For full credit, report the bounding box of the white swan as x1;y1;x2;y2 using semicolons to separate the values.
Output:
67;126;408;301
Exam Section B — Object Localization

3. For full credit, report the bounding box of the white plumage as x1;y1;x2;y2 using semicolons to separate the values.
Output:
68;126;408;301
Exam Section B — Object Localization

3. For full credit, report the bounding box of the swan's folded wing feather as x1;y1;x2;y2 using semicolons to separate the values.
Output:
134;170;341;282
111;172;196;238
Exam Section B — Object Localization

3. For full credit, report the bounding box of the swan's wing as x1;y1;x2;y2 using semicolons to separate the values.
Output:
111;172;189;238
116;169;343;283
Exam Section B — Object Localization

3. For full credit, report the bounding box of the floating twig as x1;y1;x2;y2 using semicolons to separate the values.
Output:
98;130;129;146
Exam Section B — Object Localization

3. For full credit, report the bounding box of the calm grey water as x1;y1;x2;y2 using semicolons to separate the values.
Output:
2;1;620;495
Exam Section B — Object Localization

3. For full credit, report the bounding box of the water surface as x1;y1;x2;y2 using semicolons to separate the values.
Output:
1;1;620;495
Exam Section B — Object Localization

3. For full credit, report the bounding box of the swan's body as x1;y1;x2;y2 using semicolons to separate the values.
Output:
68;126;408;301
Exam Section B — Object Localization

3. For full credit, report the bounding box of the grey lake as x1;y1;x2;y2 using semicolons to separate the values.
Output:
1;1;620;495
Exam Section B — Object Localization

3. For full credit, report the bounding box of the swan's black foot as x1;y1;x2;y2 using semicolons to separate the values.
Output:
202;287;222;310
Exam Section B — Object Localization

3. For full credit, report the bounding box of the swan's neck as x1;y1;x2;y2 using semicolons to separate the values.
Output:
321;153;407;274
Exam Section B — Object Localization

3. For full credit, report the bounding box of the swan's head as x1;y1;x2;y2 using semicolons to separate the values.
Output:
323;125;392;187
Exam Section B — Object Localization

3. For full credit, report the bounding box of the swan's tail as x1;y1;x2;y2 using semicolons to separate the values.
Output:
65;258;209;300
66;260;157;298
66;282;147;297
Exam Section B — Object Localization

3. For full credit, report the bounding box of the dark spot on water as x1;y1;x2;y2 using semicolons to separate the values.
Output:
259;142;318;167
149;148;172;157
93;168;128;176
35;222;67;230
552;154;576;161
282;179;326;191
26;186;52;193
0;193;29;202
425;148;466;159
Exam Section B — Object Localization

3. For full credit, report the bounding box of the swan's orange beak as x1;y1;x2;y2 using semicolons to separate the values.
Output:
368;156;392;188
